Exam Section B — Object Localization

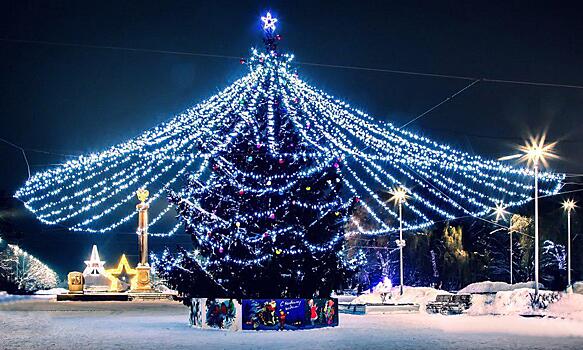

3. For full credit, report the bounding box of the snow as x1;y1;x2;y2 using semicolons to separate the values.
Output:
465;287;583;321
1;299;583;349
546;293;583;321
34;288;68;295
466;288;543;316
351;286;450;311
458;281;542;294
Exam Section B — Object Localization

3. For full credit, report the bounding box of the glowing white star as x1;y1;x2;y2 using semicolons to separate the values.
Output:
261;12;278;31
83;244;107;276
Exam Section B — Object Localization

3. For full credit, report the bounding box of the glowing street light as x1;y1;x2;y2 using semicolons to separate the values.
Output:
499;135;558;296
388;186;409;295
562;199;576;289
491;202;514;284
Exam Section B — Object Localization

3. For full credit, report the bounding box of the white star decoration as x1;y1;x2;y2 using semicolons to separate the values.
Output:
83;244;107;276
261;12;277;31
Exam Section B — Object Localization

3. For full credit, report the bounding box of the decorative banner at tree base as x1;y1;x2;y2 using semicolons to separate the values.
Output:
242;298;338;330
189;298;338;331
189;298;242;331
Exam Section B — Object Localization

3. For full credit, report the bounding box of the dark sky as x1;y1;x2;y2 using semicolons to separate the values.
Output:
1;0;583;276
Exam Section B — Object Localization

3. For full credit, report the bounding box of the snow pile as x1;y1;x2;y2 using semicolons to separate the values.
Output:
459;281;542;294
573;281;583;295
351;286;450;311
466;288;542;316
466;288;583;320
34;288;68;295
546;293;583;321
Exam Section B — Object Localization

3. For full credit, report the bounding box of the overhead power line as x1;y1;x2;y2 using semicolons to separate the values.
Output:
400;79;481;129
2;38;583;90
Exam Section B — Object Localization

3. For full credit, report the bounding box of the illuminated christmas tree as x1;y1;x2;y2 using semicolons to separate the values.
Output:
156;13;357;298
14;14;564;296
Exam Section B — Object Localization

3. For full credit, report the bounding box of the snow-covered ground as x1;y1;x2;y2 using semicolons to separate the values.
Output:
1;299;582;350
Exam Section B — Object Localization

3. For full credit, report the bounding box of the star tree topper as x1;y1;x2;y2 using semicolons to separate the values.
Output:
261;12;278;31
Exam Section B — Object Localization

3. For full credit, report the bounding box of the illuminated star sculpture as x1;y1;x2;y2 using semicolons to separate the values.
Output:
107;254;138;290
261;12;277;31
83;245;107;276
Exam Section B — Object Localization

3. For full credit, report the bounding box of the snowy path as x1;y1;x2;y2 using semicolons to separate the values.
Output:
1;300;582;350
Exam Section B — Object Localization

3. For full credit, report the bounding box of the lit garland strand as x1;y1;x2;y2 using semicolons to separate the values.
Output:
14;43;564;239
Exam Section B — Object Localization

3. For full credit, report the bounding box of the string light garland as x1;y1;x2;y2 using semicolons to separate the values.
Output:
13;14;564;248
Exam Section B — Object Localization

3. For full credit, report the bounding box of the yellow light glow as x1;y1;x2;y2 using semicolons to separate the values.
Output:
387;186;409;205
106;254;138;291
562;199;576;212
136;188;149;203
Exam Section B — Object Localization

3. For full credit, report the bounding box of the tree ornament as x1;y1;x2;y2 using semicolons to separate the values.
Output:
219;247;224;254
305;186;311;191
275;248;282;255
239;190;245;195
278;158;284;164
266;180;272;186
236;222;241;228
333;162;339;168
335;211;340;216
240;58;246;64
247;156;253;162
269;213;276;220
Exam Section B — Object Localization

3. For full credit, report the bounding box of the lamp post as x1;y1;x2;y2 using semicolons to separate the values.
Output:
492;202;513;284
389;186;409;296
499;136;557;297
562;199;576;289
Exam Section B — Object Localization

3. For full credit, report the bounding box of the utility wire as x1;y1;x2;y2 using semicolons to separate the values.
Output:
400;79;480;129
0;137;30;180
2;38;583;89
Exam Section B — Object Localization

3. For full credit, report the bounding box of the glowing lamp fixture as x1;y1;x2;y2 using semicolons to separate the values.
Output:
388;186;409;205
562;198;576;212
492;202;509;222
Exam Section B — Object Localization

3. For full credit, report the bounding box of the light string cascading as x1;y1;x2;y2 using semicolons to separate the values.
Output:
15;37;564;251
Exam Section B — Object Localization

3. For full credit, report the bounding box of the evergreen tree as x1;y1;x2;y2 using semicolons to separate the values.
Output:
157;30;356;299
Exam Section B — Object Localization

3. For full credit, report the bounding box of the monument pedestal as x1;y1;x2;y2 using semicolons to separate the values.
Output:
133;264;152;292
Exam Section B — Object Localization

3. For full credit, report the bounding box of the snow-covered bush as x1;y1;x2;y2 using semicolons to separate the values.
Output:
0;242;58;294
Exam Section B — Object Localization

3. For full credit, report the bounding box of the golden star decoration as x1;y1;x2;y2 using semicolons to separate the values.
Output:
106;254;138;291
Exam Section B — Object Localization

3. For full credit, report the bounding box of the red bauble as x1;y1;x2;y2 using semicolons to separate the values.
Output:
240;59;246;64
269;213;276;220
239;190;245;195
278;159;284;164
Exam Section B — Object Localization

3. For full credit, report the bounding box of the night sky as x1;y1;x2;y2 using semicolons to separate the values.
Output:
1;1;582;277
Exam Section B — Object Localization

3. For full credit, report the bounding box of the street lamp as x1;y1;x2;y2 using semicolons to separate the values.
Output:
499;135;558;296
492;202;514;284
562;199;576;289
388;186;409;295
